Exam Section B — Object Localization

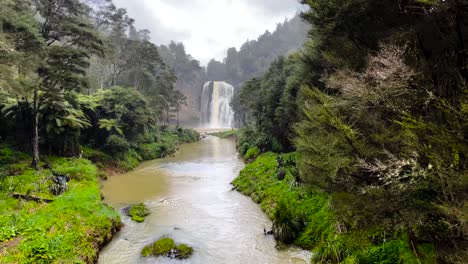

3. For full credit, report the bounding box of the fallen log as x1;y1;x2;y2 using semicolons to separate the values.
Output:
10;193;54;203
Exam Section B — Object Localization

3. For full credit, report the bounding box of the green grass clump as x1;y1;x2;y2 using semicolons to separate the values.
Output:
0;149;122;263
153;238;175;256
176;244;193;259
141;238;193;259
244;146;260;161
127;203;150;223
141;245;153;257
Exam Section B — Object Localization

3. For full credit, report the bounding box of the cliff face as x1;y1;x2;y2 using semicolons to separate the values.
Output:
175;77;205;126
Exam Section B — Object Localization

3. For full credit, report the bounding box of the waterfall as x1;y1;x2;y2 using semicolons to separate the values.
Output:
201;81;234;128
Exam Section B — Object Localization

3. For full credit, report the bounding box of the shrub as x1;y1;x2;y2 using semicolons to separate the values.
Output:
244;147;260;160
239;142;251;156
272;198;300;243
105;135;130;155
0;226;18;242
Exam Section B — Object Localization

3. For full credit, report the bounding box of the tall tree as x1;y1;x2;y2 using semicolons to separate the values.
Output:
29;0;103;167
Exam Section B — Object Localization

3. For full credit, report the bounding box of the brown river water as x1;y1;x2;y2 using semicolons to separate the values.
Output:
98;136;311;264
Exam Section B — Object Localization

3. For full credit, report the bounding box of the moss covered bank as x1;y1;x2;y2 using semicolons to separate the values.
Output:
0;127;199;263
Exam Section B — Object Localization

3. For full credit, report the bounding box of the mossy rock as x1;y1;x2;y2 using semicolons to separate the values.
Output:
176;244;193;259
127;203;150;223
141;246;153;257
141;238;193;259
153;237;175;256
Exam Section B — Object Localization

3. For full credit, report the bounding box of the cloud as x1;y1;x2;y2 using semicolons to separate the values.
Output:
112;0;304;65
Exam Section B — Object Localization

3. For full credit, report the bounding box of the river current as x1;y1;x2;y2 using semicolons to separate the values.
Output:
98;136;310;264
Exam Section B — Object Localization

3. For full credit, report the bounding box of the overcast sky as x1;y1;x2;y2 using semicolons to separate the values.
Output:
112;0;305;65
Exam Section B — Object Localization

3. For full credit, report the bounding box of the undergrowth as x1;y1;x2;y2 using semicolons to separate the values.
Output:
232;152;437;263
0;148;121;263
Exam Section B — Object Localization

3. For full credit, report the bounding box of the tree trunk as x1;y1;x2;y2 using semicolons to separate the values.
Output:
32;87;40;169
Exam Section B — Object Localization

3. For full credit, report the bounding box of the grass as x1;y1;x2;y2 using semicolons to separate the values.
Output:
127;203;150;223
141;237;193;259
0;147;121;263
232;152;437;263
0;128;199;263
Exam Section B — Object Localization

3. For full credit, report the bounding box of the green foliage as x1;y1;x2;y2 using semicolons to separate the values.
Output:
207;15;309;87
98;119;123;136
0;151;121;263
0;147;29;165
232;153;437;263
244;147;260;161
232;153;334;247
22;239;57;264
272;199;300;243
176;244;193;259
0;225;18;242
142;238;193;259
141;246;153;257
105;135;130;155
209;130;239;139
127;203;150;223
152;238;175;256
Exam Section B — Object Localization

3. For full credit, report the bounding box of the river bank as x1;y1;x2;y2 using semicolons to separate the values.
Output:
0;150;122;263
0;127;199;263
232;152;437;263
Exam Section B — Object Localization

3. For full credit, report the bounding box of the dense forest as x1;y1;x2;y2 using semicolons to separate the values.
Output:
234;0;468;263
0;0;198;262
206;15;309;87
1;0;468;263
158;41;206;125
204;15;309;127
0;0;197;167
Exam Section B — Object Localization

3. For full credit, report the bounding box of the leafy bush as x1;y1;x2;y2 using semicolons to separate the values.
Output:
116;149;141;171
0;147;29;165
105;135;130;155
23;239;57;264
244;147;260;160
239;142;251;157
0;226;18;242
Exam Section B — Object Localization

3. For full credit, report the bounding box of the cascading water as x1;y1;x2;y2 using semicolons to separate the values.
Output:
201;81;234;128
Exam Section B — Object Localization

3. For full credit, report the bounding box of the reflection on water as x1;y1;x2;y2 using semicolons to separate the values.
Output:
98;136;310;264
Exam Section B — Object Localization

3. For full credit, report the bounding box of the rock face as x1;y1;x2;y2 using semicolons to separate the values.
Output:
176;78;204;125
